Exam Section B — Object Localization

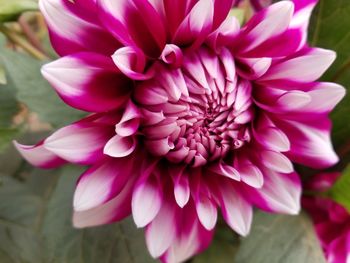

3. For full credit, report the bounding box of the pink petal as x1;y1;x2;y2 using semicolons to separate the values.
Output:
132;175;163;228
217;182;253;236
172;168;190;208
254;126;291;152
39;0;119;56
115;100;141;137
281;119;339;169
146;201;177;258
44;123;113;165
103;135;136;158
13;141;66;169
237;163;264;189
160;44;183;68
260;150;294;174
302;83;346;113
73;158;132;211
290;0;318;48
73;174;136;228
261;48;336;83
195;194;218;231
97;0;165;57
42;52;131;112
209;162;240;181
236;57;272;80
248;171;301;214
173;0;214;49
161;203;214;263
238;1;294;53
112;46;154;80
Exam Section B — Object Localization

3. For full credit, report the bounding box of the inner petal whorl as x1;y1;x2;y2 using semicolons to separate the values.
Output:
134;47;254;167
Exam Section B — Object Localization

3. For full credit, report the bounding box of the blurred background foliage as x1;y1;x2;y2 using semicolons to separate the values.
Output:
0;0;348;262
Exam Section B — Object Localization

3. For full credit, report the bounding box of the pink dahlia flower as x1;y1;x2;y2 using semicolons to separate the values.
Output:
303;173;350;263
16;0;345;262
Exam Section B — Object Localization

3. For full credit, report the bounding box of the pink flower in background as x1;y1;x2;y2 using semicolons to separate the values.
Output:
303;173;350;263
15;0;345;262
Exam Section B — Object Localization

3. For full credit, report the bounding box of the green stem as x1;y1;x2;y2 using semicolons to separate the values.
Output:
0;24;48;60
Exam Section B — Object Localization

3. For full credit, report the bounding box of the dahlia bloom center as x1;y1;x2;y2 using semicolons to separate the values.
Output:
135;48;254;167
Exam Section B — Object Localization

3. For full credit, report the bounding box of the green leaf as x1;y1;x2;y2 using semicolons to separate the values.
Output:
328;165;350;212
0;64;21;151
0;37;85;128
0;165;154;263
0;129;19;152
0;0;38;22
193;224;240;263
0;64;6;85
309;0;350;149
234;212;326;263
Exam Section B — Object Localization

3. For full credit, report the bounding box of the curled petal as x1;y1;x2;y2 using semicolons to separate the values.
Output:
112;46;154;80
160;44;183;68
103;134;136;158
115;100;141;137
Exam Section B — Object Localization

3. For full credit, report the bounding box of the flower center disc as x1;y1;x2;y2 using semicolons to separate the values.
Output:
134;48;254;167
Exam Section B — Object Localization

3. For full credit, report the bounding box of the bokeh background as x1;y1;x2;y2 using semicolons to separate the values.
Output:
0;0;349;262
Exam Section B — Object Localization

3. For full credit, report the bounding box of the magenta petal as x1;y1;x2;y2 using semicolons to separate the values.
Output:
42;52;131;112
238;2;294;53
290;0;318;48
97;0;165;57
39;0;119;56
14;141;66;169
73;158;132;211
73;175;135;228
173;0;214;49
161;203;214;263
